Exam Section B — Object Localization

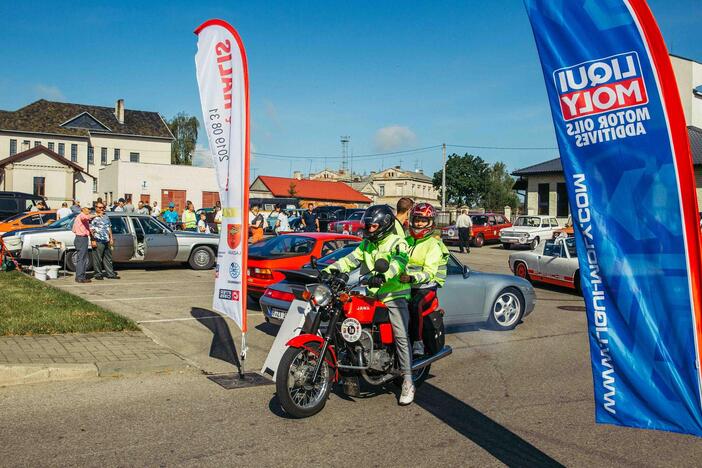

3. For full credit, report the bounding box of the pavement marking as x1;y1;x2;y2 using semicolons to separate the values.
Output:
138;313;263;323
58;280;215;287
88;294;214;302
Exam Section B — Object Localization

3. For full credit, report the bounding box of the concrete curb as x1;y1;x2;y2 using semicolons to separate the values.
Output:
0;363;98;387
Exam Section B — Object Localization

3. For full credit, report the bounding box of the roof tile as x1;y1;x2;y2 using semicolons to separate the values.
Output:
257;176;371;203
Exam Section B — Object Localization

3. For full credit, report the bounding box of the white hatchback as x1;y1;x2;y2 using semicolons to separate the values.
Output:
499;215;560;250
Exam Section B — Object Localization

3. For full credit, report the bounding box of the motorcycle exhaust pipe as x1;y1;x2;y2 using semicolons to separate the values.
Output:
411;345;453;372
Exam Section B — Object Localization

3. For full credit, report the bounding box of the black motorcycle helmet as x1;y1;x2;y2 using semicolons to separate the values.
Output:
362;204;395;241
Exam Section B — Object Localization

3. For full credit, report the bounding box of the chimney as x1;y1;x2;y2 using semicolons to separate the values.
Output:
115;99;125;124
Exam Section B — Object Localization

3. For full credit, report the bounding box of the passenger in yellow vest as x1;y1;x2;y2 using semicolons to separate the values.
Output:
182;202;197;232
400;203;449;357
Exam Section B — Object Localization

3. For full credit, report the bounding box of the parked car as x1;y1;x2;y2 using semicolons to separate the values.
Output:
3;213;219;271
0;210;57;235
328;209;366;236
441;213;513;247
552;215;574;239
261;252;536;330
509;236;581;292
499;215;560;250
0;191;48;221
259;243;360;321
314;206;364;232
247;232;360;299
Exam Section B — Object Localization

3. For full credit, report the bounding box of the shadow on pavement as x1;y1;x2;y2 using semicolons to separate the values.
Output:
416;383;565;467
191;307;241;370
255;321;279;337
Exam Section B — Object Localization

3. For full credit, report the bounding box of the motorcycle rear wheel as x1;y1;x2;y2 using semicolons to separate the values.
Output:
276;344;333;418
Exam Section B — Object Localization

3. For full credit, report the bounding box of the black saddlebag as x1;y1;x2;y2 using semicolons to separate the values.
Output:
422;309;445;356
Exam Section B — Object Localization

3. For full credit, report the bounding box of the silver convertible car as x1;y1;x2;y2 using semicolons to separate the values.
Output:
2;213;219;271
259;247;537;331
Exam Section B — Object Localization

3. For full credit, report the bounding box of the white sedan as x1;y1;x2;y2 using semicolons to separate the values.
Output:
508;236;581;293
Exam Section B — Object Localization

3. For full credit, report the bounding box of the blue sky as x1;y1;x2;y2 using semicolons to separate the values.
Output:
1;0;700;178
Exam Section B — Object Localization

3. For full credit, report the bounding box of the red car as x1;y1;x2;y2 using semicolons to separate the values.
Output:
328;210;365;236
441;213;512;247
247;232;360;299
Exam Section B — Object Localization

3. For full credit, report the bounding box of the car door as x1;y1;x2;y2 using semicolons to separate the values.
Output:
538;239;571;283
109;216;136;262
486;215;499;240
138;216;178;261
437;255;486;325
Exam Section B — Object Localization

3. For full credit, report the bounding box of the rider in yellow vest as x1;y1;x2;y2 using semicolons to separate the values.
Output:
400;203;449;356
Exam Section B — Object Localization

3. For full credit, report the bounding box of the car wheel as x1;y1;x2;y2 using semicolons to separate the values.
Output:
502;243;511;250
529;237;540;250
472;234;484;248
188;246;215;270
64;250;93;272
488;287;524;331
514;261;530;281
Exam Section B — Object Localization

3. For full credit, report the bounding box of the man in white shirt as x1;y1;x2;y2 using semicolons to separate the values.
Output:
455;209;473;254
274;204;290;234
56;202;72;219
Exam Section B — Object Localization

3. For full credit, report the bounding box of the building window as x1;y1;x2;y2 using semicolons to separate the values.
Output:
34;140;41;147
124;193;132;203
114;148;120;160
129;152;140;163
9;139;17;156
537;183;550;216
33;177;45;197
379;184;385;196
48;142;55;151
101;147;107;165
71;144;77;162
88;146;94;165
93;178;98;193
22;140;30;151
58;143;65;156
556;183;569;218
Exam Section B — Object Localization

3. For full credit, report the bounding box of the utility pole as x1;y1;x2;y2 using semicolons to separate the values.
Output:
441;143;446;210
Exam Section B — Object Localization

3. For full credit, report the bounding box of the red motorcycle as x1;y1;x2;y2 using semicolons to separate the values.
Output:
275;259;452;418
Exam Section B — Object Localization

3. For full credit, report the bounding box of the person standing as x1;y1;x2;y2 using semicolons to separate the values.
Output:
163;202;179;230
249;205;264;243
197;213;211;234
214;206;222;233
455;209;473;254
89;202;118;280
56;202;72;219
136;201;149;215
394;197;414;237
274;204;290;234
301;203;319;232
70;200;81;214
151;201;160;217
72;206;95;283
114;198;125;212
182;203;197;232
123;198;135;213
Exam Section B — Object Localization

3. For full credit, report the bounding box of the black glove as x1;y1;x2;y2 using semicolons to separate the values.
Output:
367;274;385;288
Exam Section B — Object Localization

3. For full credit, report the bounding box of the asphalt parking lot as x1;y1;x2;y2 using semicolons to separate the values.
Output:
5;242;702;466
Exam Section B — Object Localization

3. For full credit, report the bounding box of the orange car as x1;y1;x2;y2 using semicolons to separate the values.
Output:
246;232;361;299
0;210;58;235
552;215;574;239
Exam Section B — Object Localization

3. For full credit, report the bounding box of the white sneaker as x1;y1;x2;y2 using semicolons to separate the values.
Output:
399;380;415;405
412;341;425;357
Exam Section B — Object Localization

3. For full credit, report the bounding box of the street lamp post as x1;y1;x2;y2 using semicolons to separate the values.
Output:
441;143;446;210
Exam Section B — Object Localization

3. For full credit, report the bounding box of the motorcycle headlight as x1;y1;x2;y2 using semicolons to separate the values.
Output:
304;284;332;307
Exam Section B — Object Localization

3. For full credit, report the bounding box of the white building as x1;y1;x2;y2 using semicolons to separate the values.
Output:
0;98;174;206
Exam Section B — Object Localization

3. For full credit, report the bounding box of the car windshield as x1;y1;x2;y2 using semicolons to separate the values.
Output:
471;215;488;226
2;212;29;222
305;243;360;267
514;216;542;227
347;211;364;221
249;235;316;257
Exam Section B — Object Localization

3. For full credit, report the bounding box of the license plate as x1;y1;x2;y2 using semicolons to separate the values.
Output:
270;308;287;320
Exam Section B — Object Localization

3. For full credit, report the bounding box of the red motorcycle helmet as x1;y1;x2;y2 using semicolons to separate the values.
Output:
409;203;437;239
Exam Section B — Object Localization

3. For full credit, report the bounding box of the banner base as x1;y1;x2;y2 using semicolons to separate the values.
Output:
207;372;273;390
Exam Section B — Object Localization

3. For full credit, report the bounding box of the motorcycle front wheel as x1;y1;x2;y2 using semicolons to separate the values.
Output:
276;344;333;418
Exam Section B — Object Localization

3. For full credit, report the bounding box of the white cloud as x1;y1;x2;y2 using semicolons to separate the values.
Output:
373;125;418;151
34;84;65;101
192;144;213;167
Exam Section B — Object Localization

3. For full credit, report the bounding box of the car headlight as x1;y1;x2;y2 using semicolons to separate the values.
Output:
303;284;333;307
3;236;22;250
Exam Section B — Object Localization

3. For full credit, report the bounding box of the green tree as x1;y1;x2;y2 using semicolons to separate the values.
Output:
432;153;489;207
168;112;200;165
483;162;519;210
287;182;298;197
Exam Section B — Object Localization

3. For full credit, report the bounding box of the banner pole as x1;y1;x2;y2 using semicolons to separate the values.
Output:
240;331;247;377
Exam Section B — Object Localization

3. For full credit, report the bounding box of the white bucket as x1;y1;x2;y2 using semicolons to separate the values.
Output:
34;266;48;281
47;265;60;279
